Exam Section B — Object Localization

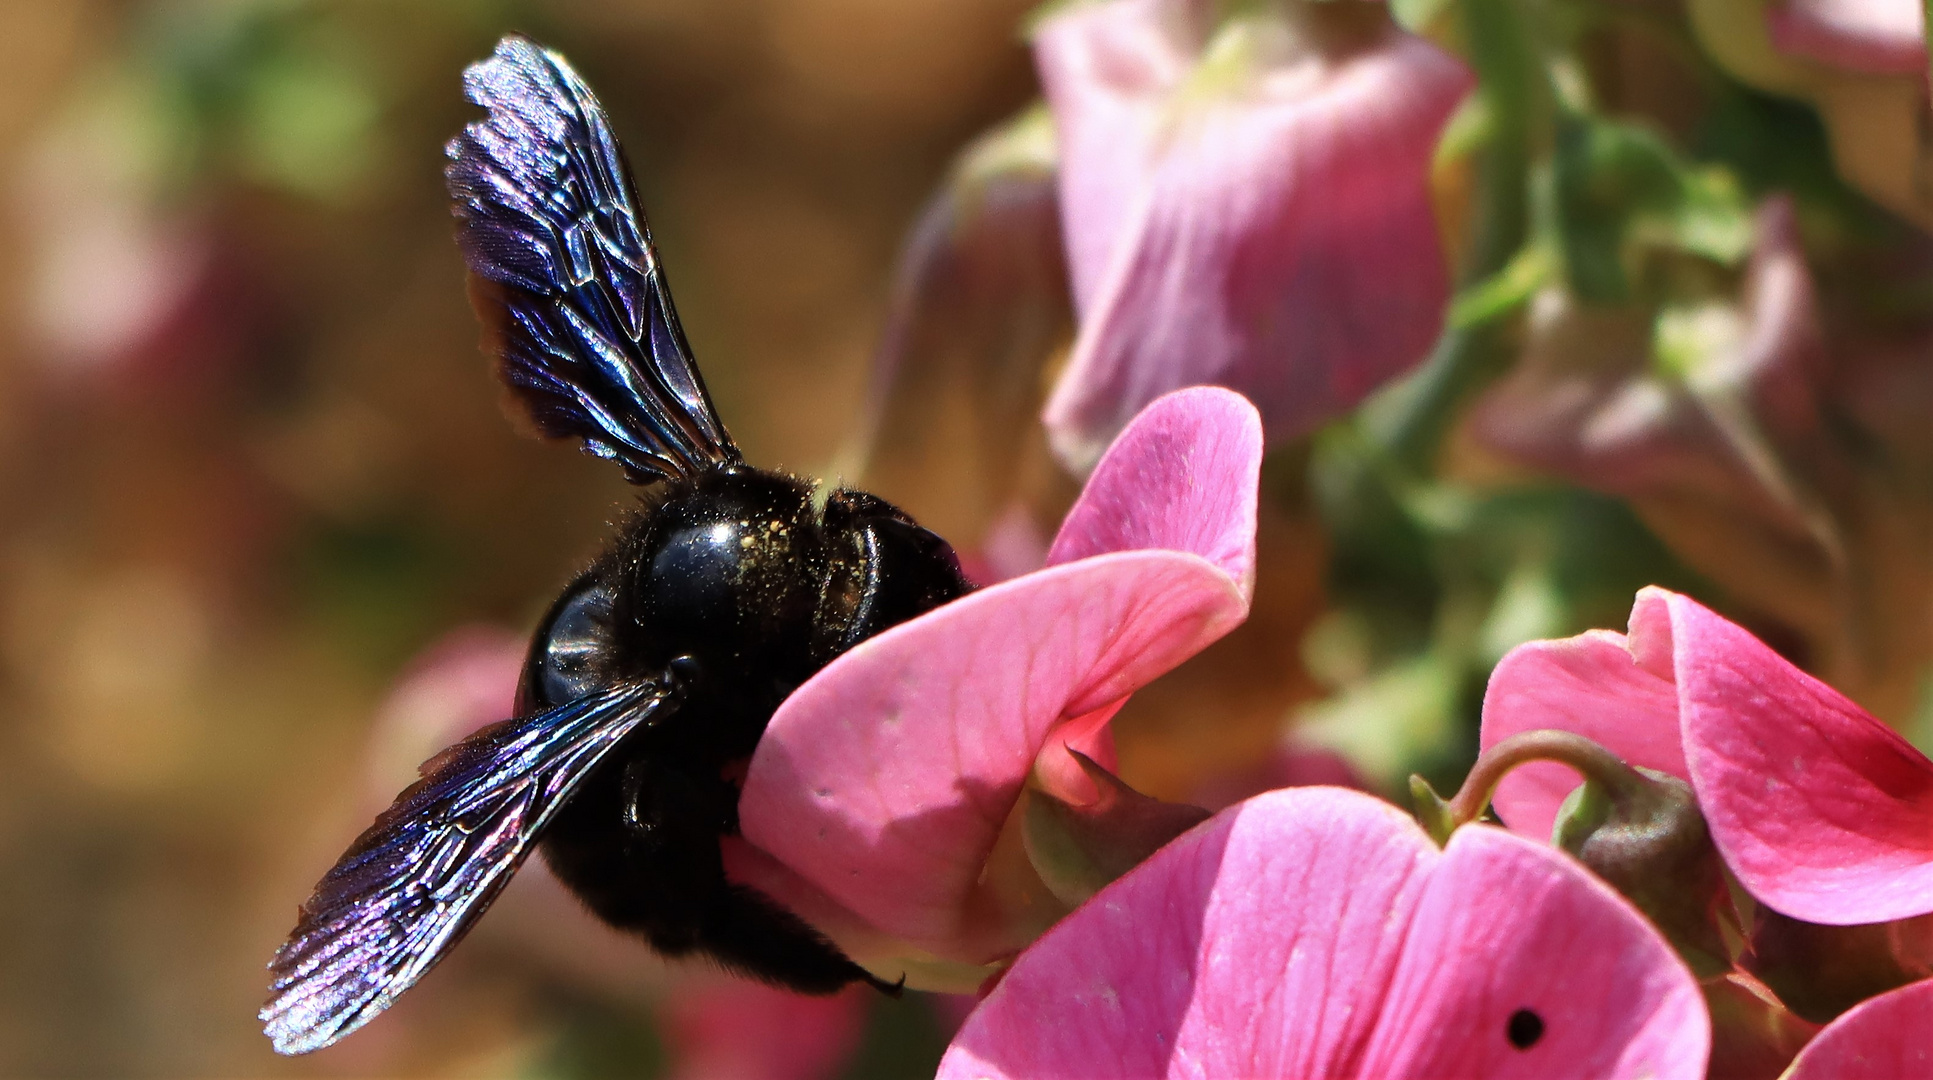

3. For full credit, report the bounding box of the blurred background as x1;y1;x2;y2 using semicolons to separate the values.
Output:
8;0;1933;1075
0;1;1044;1075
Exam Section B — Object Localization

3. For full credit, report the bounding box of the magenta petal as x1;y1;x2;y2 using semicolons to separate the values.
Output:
1357;827;1710;1079
1783;976;1933;1078
1767;0;1924;75
1663;590;1933;924
1481;629;1686;840
740;551;1247;956
1047;386;1262;591
1036;2;1470;465
938;789;1706;1079
938;788;1436;1078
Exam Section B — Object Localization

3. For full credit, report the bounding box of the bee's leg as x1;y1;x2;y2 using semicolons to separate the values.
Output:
540;754;885;995
617;756;733;842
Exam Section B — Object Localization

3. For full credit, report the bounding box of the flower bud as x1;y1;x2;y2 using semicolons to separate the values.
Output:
1744;909;1933;1024
1551;770;1737;978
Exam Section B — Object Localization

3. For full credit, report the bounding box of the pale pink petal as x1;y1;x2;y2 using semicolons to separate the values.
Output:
362;625;526;804
937;788;1707;1079
1357;827;1710;1079
741;551;1248;958
1033;0;1205;318
1047;385;1262;592
1726;197;1827;446
1037;4;1470;466
1663;590;1933;924
969;502;1049;585
662;978;867;1080
1467;202;1830;615
1783;976;1933;1078
1481;629;1686;840
718;837;919;973
1767;0;1924;75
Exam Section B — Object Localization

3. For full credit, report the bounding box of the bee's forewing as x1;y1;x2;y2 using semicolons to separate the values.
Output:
261;680;675;1054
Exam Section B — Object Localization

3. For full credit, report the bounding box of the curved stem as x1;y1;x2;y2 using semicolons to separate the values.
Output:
1446;729;1647;828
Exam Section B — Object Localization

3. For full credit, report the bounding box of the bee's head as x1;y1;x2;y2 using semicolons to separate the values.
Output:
810;488;974;663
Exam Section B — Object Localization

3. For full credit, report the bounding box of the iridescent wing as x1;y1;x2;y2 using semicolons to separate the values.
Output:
446;35;739;484
261;680;676;1054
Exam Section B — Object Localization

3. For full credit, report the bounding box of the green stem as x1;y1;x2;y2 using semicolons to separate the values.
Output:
1375;0;1542;471
1444;729;1649;828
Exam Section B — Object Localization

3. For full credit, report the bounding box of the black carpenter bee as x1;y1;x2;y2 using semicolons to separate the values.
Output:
261;35;973;1054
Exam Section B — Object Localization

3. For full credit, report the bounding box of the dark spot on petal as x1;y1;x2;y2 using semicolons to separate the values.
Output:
1507;1008;1545;1049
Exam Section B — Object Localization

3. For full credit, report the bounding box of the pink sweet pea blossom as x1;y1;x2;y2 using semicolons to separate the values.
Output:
1783;975;1933;1078
1032;0;1471;470
1467;199;1839;656
737;386;1263;987
1483;586;1933;927
937;787;1709;1080
1687;0;1933;223
1766;0;1923;76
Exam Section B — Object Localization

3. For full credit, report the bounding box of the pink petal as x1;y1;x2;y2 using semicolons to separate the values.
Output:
662;979;867;1080
1481;629;1687;841
1466;201;1828;596
1032;0;1203;319
1357;826;1710;1079
940;788;1435;1078
1037;2;1470;466
1047;385;1262;592
938;788;1706;1079
968;503;1049;585
741;551;1248;959
1662;590;1933;924
1783;976;1933;1078
1767;0;1924;75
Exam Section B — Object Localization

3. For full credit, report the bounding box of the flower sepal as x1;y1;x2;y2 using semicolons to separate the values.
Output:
1438;730;1737;977
1021;749;1212;908
1548;769;1737;979
1743;909;1933;1025
1700;969;1820;1079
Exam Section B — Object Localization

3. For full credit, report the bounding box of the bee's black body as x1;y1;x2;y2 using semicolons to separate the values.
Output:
261;37;970;1054
528;469;968;992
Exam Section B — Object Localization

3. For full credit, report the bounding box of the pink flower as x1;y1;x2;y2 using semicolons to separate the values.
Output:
661;980;867;1080
1766;0;1923;76
1032;0;1471;470
737;386;1263;986
1783;975;1933;1078
1467;199;1838;651
1686;0;1933;223
936;787;1709;1079
1483;586;1933;927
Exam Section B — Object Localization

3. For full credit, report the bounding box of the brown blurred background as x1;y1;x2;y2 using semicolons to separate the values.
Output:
0;1;1050;1074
